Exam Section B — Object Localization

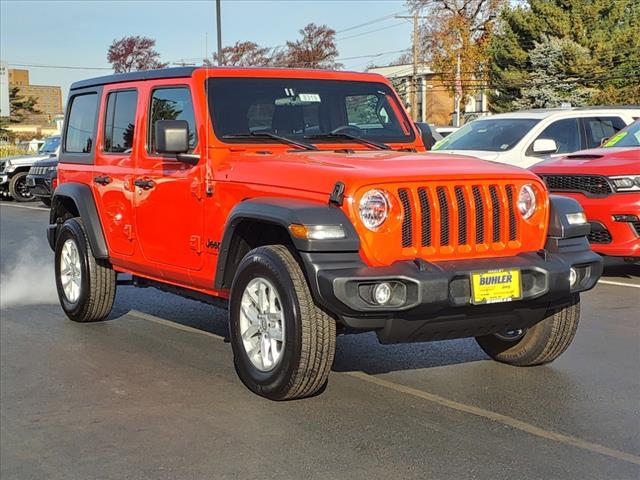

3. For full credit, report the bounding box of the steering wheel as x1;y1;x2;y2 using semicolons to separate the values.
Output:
331;125;365;136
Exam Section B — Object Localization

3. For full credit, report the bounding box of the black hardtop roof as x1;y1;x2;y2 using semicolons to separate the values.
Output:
70;66;198;90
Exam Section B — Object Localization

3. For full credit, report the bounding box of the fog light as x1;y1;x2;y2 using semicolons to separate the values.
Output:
569;267;578;287
372;282;392;305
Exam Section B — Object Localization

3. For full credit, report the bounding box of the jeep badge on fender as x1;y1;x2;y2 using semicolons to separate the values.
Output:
47;67;603;401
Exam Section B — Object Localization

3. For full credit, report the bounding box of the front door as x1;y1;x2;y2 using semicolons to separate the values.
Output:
134;84;204;273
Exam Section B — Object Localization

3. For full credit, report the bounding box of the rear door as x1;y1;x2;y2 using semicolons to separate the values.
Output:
580;116;627;149
93;87;139;256
133;82;204;275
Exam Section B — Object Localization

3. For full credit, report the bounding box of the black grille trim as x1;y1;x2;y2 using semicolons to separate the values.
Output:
417;188;432;247
541;174;613;196
436;187;450;246
489;185;501;243
587;221;612;244
472;186;485;244
455;187;467;245
632;221;640;237
398;188;413;248
505;185;517;242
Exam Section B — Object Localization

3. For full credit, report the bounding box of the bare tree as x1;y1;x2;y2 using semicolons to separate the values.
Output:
107;36;168;73
277;23;341;69
204;41;273;67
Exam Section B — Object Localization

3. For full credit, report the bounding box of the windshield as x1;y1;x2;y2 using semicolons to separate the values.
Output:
604;121;640;147
40;136;61;154
206;78;414;145
432;119;540;152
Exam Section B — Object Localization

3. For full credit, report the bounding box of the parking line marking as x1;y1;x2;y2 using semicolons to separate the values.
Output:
127;308;640;466
346;371;640;466
0;203;48;212
128;310;225;340
598;280;640;289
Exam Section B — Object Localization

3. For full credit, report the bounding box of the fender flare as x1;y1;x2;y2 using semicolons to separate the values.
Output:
214;197;360;290
48;182;109;259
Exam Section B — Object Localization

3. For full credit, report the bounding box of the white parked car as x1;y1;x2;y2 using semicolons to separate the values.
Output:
431;107;640;168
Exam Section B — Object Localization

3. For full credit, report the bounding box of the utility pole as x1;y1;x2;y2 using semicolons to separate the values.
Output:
396;13;427;122
454;52;461;127
216;0;223;66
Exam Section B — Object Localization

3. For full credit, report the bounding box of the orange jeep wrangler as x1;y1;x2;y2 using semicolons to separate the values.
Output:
48;67;602;400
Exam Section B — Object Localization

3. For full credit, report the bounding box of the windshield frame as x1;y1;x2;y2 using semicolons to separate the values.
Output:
205;77;416;147
433;118;541;152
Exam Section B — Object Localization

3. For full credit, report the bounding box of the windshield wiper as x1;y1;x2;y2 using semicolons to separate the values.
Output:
304;133;391;151
223;132;318;151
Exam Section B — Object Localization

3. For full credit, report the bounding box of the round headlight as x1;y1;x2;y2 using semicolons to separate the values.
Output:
359;189;389;230
518;184;536;220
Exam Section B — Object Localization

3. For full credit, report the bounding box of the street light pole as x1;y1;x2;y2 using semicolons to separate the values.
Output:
216;0;223;66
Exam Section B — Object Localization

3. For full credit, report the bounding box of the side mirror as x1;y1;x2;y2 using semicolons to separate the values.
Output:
155;120;189;154
532;138;558;155
415;122;439;150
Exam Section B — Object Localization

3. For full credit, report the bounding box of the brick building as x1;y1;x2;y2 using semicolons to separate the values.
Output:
8;68;63;124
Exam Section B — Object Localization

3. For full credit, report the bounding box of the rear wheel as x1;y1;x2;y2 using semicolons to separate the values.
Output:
9;172;34;202
229;244;336;400
475;294;580;366
54;218;116;322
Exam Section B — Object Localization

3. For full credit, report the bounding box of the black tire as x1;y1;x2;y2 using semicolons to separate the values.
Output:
40;197;52;208
229;244;336;401
476;294;580;366
54;217;116;322
9;171;35;202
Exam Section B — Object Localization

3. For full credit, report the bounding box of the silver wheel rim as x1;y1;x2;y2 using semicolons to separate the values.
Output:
495;328;526;342
60;238;82;303
239;277;285;372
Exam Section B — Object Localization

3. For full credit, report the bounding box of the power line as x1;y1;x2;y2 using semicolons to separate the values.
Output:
335;10;408;34
336;22;408;41
8;62;111;71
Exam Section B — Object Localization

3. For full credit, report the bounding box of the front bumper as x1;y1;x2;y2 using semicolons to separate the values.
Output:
26;173;54;198
301;237;602;343
0;174;8;187
559;192;640;258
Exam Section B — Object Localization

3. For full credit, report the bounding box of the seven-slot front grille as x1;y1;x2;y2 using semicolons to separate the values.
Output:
540;175;613;196
397;183;522;253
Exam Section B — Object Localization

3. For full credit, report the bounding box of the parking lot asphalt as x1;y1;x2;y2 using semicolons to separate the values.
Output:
1;201;639;480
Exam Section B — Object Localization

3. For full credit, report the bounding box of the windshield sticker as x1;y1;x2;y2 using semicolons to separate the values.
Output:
298;93;321;102
604;131;627;147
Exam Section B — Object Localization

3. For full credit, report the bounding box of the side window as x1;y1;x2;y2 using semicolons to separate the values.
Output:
583;116;627;149
65;93;98;153
149;87;197;153
534;118;580;155
104;90;138;153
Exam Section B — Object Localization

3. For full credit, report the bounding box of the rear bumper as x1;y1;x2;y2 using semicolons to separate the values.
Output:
559;192;640;258
301;237;602;343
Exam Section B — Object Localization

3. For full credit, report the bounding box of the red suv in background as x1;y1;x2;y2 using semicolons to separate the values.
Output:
531;121;640;262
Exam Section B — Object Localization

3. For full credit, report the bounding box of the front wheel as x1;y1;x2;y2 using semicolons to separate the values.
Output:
229;245;336;400
54;218;116;322
475;294;580;366
9;172;34;202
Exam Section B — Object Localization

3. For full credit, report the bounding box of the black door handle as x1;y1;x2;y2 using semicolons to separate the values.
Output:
94;175;111;185
134;178;155;190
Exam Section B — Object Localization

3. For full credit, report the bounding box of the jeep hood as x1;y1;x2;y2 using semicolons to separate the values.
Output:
223;149;539;196
530;147;640;177
2;153;55;166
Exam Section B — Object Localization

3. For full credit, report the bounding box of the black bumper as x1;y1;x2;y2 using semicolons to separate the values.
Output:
26;173;54;198
300;236;602;344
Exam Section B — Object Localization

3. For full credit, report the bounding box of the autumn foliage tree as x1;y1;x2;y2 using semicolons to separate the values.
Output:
407;0;503;103
276;23;341;69
205;41;272;67
107;36;168;73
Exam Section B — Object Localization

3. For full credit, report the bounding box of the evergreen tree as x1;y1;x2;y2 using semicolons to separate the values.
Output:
489;0;640;111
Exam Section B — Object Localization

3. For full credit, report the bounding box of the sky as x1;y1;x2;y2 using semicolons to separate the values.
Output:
0;0;413;98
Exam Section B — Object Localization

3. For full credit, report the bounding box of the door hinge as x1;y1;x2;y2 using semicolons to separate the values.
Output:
205;177;215;197
190;235;202;253
123;224;134;241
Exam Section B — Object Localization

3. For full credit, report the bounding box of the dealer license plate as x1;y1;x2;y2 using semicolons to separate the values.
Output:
470;269;522;305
